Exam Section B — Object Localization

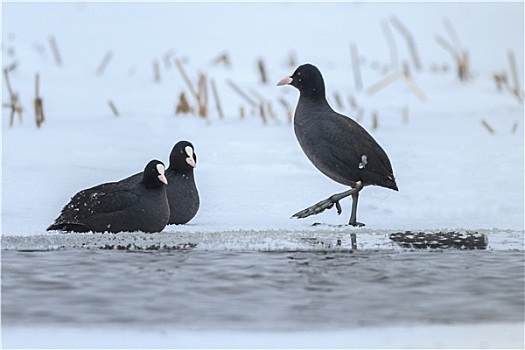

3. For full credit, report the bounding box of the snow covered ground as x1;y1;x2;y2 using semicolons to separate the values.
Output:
2;1;524;348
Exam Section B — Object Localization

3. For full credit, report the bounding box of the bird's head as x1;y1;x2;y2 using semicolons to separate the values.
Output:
277;63;326;98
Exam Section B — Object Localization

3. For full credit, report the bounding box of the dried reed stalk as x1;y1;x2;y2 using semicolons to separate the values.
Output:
34;73;45;127
333;92;344;110
226;79;257;107
508;50;522;99
350;42;363;91
267;102;278;122
258;104;268;124
381;20;398;70
288;50;298;68
402;105;409;124
278;97;293;124
435;18;471;81
257;58;268;84
174;59;198;100
239;106;245;119
390;16;422;71
175;92;192;115
3;67;23;127
108;100;119;116
96;50;113;76
371;111;378;130
196;73;208;118
212;52;230;67
153;59;161;83
493;73;508;92
481;119;495;134
366;70;426;102
347;95;358;109
511;121;519;133
210;78;224;119
48;35;63;66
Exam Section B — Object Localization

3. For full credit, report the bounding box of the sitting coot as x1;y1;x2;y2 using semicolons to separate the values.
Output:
47;160;169;233
122;141;199;225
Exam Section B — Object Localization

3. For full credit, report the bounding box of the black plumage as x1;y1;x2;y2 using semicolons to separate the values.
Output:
47;160;169;233
122;141;199;225
277;63;398;226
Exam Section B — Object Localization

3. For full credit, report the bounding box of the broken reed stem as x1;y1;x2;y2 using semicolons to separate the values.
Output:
288;50;298;68
210;78;224;119
239;106;245;119
347;95;358;109
442;17;462;52
435;35;470;81
381;19;398;70
371;110;378;130
333;92;344;110
278;97;293;124
366;70;426;102
493;73;508;92
96;50;113;76
175;92;193;115
508;50;521;98
401;74;427;101
259;103;268;124
226;79;257;107
350;42;363;91
3;67;23;127
481;119;495;134
174;59;198;100
153;59;161;83
402;105;409;124
436;18;471;82
390;16;422;71
211;52;231;67
257;58;268;84
108;100;119;116
3;67;14;96
34;73;45;127
48;35;63;66
511;121;519;133
267;102;278;121
366;71;403;95
196;73;208;118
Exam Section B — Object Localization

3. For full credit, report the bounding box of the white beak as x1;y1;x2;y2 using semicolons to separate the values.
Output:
185;146;196;168
277;76;293;86
158;174;168;185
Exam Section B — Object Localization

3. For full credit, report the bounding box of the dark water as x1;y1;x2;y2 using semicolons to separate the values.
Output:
2;249;524;331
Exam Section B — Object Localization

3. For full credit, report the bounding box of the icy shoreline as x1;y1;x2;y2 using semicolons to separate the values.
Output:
2;228;523;251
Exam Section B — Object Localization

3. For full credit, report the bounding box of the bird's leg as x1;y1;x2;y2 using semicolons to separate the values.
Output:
292;182;363;219
348;191;365;227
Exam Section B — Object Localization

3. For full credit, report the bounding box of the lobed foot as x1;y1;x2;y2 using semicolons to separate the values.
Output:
349;221;365;227
292;198;342;219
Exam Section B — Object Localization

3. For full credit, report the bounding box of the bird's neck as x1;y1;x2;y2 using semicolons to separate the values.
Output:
168;167;194;178
298;92;331;113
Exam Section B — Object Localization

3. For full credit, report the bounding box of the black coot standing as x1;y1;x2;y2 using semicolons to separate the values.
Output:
277;63;398;226
47;160;170;233
121;141;199;225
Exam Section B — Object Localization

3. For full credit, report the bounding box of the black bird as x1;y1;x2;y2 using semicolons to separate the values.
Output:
47;160;169;233
122;141;199;225
277;63;398;226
